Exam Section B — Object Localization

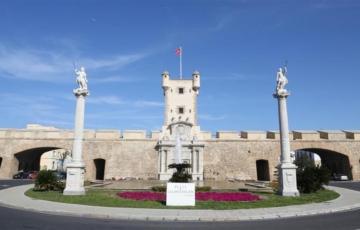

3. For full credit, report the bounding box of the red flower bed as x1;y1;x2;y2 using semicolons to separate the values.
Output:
117;191;260;202
119;192;165;201
196;192;260;201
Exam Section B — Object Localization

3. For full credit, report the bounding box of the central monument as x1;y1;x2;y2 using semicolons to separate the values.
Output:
157;70;205;181
273;66;300;196
64;66;89;195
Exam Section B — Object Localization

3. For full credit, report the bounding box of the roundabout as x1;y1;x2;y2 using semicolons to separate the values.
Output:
0;180;360;230
0;181;359;222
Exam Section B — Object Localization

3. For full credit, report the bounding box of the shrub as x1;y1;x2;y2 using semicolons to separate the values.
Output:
294;155;330;193
34;170;64;191
151;186;166;192
195;186;212;192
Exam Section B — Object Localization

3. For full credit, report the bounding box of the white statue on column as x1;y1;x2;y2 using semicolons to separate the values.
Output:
75;66;88;91
276;67;288;94
274;66;299;197
64;66;89;196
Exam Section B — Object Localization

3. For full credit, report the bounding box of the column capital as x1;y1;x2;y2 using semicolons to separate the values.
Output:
73;88;89;97
273;90;290;99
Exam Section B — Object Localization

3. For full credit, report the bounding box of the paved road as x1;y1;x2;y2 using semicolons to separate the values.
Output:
0;180;359;230
330;181;360;191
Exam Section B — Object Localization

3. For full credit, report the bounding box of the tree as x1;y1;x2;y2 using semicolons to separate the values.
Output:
294;155;330;193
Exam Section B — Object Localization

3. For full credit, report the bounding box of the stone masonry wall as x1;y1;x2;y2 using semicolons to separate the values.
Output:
0;128;359;181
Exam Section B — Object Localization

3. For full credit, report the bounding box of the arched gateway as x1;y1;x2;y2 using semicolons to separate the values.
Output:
295;148;352;180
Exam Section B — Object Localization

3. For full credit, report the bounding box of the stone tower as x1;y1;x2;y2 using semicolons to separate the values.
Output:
157;71;204;181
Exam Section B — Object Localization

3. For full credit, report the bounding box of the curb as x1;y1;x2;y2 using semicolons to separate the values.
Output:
0;184;359;222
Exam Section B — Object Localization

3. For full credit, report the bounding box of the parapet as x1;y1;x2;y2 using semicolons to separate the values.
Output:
293;130;319;140
122;130;147;139
266;131;279;139
150;131;160;140
95;130;121;139
216;131;239;140
318;130;346;140
343;130;360;140
240;131;267;140
200;131;212;140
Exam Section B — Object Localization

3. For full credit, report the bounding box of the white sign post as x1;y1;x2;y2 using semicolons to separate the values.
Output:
166;182;195;206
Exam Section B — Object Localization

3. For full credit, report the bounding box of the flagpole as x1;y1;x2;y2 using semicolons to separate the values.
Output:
180;46;183;79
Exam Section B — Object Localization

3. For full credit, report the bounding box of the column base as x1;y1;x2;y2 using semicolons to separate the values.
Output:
278;163;300;197
63;162;86;196
191;173;203;181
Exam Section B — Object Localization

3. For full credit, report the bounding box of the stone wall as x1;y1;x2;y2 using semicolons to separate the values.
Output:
83;139;158;180
0;128;359;181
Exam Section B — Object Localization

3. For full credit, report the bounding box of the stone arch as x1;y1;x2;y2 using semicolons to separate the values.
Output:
256;159;270;181
295;148;352;180
93;158;106;180
11;140;71;156
13;146;70;174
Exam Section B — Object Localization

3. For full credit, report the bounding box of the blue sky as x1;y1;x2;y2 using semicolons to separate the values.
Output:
0;0;360;133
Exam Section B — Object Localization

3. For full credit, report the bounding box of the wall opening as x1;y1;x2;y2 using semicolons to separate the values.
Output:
94;158;106;180
256;159;270;181
15;147;69;172
0;157;2;168
295;148;352;180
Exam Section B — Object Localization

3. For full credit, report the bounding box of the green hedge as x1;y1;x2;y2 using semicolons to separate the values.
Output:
295;155;330;193
34;170;65;192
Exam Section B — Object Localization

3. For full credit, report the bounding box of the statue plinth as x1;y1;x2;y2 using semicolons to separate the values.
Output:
73;88;89;97
273;90;289;99
63;162;85;195
278;163;299;196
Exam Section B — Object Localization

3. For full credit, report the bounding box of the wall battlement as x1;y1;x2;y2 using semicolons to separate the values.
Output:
0;125;360;141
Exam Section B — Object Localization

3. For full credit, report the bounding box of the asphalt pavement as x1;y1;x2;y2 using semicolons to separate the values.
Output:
0;180;359;230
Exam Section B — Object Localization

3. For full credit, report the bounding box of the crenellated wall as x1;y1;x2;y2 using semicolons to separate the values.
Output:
0;127;359;181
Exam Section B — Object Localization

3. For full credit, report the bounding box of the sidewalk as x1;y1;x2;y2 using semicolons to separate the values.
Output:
0;184;359;222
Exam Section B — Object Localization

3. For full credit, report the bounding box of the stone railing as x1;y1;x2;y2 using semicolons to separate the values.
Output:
0;127;359;141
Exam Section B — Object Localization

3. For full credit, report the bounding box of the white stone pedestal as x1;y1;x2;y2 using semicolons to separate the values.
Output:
278;163;299;196
274;89;300;197
63;162;85;195
166;182;195;206
64;88;88;196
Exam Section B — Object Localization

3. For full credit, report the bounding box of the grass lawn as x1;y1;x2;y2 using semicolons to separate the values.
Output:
25;188;339;210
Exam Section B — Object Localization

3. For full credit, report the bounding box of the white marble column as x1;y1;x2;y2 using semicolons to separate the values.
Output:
64;88;89;195
274;90;299;196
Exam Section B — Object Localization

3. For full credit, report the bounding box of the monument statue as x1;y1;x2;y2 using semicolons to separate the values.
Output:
75;66;88;90
276;67;288;94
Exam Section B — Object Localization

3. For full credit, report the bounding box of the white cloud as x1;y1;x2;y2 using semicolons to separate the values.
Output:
87;96;162;108
87;96;125;105
91;75;141;83
0;45;148;82
198;114;226;121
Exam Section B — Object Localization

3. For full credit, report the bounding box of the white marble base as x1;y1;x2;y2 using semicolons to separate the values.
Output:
278;163;300;197
166;182;195;206
63;162;86;196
